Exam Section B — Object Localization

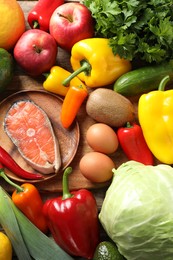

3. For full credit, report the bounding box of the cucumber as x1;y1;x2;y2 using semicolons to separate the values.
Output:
113;60;173;96
0;48;14;93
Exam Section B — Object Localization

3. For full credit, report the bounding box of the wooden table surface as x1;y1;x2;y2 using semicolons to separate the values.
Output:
0;2;132;257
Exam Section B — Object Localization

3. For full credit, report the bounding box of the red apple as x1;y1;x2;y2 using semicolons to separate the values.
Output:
49;2;95;52
13;29;57;76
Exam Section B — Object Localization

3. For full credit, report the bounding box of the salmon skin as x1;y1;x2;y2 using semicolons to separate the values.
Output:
4;99;61;174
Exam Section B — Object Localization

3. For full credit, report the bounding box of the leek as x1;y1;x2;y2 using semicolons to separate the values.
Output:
0;187;32;260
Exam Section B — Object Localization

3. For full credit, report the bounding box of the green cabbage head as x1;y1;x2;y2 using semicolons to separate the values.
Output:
99;160;173;260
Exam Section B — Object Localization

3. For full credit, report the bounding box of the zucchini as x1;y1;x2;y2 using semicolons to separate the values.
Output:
113;60;173;96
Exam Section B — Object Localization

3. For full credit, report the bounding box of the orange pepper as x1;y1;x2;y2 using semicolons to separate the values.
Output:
12;183;48;234
0;162;48;233
60;84;88;128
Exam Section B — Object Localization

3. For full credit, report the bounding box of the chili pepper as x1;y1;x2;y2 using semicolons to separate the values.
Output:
43;167;100;259
60;83;88;128
0;162;48;233
138;75;173;164
0;146;43;180
27;0;64;32
117;122;154;165
62;38;132;88
43;66;86;97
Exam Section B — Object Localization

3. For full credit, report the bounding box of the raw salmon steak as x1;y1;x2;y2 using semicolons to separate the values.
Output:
4;99;61;174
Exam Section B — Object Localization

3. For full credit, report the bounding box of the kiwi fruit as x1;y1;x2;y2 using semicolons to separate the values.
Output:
86;88;135;127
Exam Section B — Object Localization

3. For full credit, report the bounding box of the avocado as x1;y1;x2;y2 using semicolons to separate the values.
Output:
93;241;126;260
0;48;14;92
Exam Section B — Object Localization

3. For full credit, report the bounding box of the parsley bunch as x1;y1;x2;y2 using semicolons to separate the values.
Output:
84;0;173;64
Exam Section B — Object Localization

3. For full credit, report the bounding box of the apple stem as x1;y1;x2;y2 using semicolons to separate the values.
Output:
33;44;42;54
62;60;91;86
58;13;73;23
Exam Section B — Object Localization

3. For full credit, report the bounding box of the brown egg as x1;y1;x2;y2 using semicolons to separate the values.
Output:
79;152;115;183
86;123;119;154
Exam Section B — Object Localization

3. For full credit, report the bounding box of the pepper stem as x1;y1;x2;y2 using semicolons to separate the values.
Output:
126;122;133;128
62;60;91;86
33;20;39;29
62;167;73;200
0;169;24;192
158;75;170;91
42;72;50;79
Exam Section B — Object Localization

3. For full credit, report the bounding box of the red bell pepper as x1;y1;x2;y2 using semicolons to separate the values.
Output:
27;0;64;32
117;122;154;165
43;167;100;259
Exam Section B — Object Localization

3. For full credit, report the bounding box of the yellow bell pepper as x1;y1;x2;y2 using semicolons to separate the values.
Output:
138;75;173;164
62;38;132;88
43;66;86;96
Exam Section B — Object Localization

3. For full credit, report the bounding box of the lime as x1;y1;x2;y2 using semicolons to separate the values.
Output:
93;241;125;260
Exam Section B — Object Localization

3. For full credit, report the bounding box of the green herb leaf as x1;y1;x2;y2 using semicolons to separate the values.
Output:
84;0;173;63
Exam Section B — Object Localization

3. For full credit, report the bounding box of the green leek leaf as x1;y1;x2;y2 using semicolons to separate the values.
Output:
0;186;32;260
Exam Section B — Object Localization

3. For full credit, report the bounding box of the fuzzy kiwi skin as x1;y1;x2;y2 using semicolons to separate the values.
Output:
86;88;135;128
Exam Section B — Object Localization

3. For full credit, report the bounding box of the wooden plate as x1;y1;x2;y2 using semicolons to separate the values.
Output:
0;90;80;183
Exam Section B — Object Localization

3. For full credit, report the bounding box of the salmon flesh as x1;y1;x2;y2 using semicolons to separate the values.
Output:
4;100;61;174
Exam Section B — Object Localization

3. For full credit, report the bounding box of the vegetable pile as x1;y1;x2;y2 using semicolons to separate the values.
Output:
84;0;173;63
1;0;173;259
